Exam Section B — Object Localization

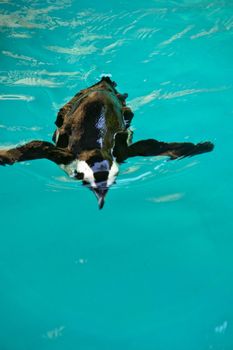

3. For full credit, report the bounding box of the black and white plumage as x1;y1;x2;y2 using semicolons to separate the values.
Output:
0;76;214;208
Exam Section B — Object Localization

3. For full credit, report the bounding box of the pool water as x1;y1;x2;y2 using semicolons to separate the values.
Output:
1;1;233;349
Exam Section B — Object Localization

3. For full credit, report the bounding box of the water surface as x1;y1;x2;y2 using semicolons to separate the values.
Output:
1;1;233;349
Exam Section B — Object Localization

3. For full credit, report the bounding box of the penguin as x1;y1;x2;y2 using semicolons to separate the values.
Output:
0;76;214;209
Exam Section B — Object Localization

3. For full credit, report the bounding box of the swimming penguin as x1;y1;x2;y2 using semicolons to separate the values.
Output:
0;76;214;208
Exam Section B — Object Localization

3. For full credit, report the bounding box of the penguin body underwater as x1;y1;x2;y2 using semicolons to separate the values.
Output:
0;76;214;208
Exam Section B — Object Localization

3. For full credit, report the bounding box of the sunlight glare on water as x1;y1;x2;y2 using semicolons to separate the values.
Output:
0;0;233;349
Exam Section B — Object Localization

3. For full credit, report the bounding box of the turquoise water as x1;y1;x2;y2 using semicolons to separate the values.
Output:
1;0;233;349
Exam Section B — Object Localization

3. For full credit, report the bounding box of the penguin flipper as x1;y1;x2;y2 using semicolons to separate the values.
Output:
0;141;74;166
126;139;214;160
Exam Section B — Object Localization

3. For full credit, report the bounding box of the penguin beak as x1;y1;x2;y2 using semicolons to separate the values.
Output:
92;186;108;209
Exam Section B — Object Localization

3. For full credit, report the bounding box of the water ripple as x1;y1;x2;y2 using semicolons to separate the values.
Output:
0;124;41;131
102;39;125;54
46;44;98;56
190;24;219;40
129;86;230;110
8;32;31;39
42;326;65;340
148;193;184;203
2;50;45;66
160;25;194;46
13;77;62;87
136;27;160;40
0;69;88;88
0;94;34;101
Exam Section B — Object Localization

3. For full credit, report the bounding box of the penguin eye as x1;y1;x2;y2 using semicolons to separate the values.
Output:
75;172;84;180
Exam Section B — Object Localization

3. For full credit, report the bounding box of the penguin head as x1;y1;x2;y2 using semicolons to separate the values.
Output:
75;150;119;209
